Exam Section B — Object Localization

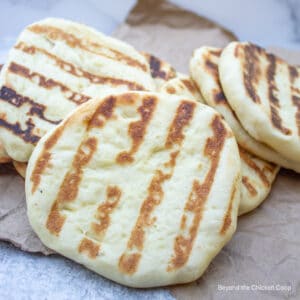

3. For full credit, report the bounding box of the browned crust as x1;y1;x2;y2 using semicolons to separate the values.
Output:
89;96;116;128
78;238;100;259
146;54;176;81
15;42;147;91
0;86;61;125
241;176;258;197
242;44;262;103
220;182;237;235
46;137;97;235
29;24;148;72
167;115;228;271
90;186;122;240
166;101;196;148
30;124;66;194
203;50;227;105
0;85;61;145
118;101;196;275
289;66;300;136
166;86;176;94
181;78;201;96
266;54;291;135
239;148;272;187
8;62;90;105
116;96;157;164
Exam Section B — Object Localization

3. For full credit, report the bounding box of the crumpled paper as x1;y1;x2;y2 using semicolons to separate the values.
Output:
0;0;299;299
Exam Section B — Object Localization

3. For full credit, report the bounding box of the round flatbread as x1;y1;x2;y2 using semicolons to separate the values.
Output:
13;160;27;178
0;18;155;162
165;59;280;215
160;73;204;103
190;46;300;173
26;91;240;287
219;42;300;162
142;52;176;90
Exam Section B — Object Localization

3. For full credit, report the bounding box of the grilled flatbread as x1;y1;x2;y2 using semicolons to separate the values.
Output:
0;64;11;163
165;56;279;215
0;18;155;162
26;91;240;287
190;46;300;173
160;73;204;103
142;52;176;90
13;160;27;178
219;42;300;162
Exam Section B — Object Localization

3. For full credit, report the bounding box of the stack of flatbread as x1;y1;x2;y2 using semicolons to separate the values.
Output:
0;18;298;288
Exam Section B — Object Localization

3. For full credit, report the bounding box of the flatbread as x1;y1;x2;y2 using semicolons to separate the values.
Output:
159;73;204;103
0;64;11;163
12;161;27;178
164;58;279;215
190;46;300;173
219;42;300;162
142;52;176;89
26;91;240;287
0;18;155;162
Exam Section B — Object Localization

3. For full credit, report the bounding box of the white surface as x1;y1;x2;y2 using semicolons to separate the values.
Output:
0;242;172;300
1;0;300;299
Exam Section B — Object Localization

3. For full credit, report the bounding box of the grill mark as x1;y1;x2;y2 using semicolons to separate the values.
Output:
239;148;270;187
209;49;222;57
266;54;291;135
116;96;157;164
89;186;122;240
29;25;148;72
289;66;300;136
243;44;262;103
15;42;147;91
242;176;258;197
167;115;227;271
30;124;66;194
46;137;97;235
220;183;237;235
0;117;40;144
0;86;61;124
166;86;176;94
89;96;116;128
213;89;227;104
148;55;176;80
118;101;195;275
8;62;90;105
203;53;227;105
78;238;100;259
166;101;196;148
181;79;199;95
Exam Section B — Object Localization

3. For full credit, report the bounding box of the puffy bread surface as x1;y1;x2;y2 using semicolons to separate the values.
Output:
26;91;240;287
160;73;204;103
0;18;155;162
190;46;300;172
219;42;300;162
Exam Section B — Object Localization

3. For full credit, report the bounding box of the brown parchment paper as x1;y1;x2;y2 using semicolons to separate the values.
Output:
0;0;299;298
